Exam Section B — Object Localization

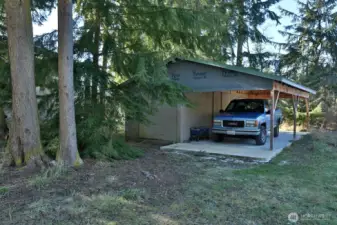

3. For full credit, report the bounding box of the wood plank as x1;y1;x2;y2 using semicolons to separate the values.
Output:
305;98;310;130
273;81;310;98
292;95;299;140
247;93;295;99
274;91;280;109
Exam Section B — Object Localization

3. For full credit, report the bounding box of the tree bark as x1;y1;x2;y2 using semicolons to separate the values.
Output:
100;39;108;106
57;0;83;166
5;0;45;167
92;12;100;104
0;108;5;139
236;0;245;66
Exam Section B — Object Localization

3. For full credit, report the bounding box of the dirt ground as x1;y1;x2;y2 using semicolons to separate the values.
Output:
1;134;337;225
0;141;255;225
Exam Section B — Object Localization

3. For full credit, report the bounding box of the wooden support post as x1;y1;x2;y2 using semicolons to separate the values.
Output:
274;91;280;109
292;95;299;140
211;92;214;126
270;90;275;151
220;92;223;109
305;98;310;131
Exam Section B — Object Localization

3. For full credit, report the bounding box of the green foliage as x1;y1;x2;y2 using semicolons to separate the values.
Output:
33;0;222;161
0;186;9;196
83;138;144;161
218;0;281;66
119;188;147;202
279;0;337;110
282;107;324;127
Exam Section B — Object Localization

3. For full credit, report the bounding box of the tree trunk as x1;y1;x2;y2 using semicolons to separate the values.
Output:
92;13;100;104
57;0;83;166
0;108;5;139
100;40;108;106
236;0;245;66
5;0;45;167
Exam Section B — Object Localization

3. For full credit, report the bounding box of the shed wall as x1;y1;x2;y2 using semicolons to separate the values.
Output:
126;92;248;142
179;91;248;142
138;104;178;141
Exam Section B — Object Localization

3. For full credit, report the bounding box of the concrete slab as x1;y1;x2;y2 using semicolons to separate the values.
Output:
160;131;307;162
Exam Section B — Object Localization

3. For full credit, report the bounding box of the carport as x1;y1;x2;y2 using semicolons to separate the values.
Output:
125;58;316;152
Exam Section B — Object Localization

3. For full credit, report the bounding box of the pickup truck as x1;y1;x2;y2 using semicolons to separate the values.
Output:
212;99;282;145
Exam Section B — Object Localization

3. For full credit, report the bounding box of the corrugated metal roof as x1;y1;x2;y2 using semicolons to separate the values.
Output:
172;57;316;95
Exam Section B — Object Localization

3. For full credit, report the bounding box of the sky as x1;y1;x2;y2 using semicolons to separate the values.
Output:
33;0;299;52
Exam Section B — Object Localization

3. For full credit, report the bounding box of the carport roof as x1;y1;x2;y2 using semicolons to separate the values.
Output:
170;57;316;95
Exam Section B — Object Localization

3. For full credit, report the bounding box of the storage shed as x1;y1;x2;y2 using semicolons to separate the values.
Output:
125;58;316;150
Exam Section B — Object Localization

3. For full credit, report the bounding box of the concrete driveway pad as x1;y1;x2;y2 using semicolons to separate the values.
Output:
161;132;307;162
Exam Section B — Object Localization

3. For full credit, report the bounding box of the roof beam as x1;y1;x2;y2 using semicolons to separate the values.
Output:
273;81;310;98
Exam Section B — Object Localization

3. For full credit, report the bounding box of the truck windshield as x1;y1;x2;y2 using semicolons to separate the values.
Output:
225;100;264;113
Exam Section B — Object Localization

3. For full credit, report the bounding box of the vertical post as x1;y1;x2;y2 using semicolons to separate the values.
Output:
274;91;280;109
220;92;223;109
292;95;298;140
305;98;310;131
270;90;275;151
211;91;214;127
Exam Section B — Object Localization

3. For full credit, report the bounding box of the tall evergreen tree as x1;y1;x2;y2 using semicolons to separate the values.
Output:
5;0;45;167
221;0;280;66
57;0;83;166
34;0;227;159
279;0;337;110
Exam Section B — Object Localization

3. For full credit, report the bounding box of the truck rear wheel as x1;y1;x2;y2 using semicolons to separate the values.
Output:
255;126;267;145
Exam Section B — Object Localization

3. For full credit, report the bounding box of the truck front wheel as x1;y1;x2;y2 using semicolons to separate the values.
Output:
213;133;224;142
255;126;267;145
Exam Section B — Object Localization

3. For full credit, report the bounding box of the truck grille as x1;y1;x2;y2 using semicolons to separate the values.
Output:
222;120;244;127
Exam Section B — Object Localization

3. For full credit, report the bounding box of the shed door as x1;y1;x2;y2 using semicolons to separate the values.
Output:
139;105;178;141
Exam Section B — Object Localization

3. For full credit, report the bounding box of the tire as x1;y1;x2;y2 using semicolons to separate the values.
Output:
255;126;267;145
274;123;280;137
213;133;224;142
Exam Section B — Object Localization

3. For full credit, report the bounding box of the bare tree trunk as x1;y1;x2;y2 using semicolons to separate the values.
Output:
5;0;45;167
91;9;101;104
0;108;5;139
100;40;108;106
57;0;83;166
92;13;100;104
236;0;245;66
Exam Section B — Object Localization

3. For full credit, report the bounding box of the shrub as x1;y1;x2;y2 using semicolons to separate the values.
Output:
282;108;324;127
83;138;143;161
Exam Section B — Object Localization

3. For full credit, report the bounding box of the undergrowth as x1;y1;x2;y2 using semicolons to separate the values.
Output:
83;138;144;160
41;117;143;161
28;163;68;189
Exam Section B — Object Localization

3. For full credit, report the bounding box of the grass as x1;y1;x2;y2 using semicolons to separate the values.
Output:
28;162;68;189
0;186;9;197
169;132;337;224
1;132;337;224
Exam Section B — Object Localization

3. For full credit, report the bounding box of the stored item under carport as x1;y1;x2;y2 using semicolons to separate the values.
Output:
190;127;210;141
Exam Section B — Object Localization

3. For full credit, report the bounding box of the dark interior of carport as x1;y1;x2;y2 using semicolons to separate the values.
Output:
167;58;316;150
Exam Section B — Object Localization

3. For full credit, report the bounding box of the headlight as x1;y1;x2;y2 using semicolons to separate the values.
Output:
213;119;222;126
245;120;258;127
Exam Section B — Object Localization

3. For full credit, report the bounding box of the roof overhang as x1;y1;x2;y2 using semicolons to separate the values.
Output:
168;57;316;96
